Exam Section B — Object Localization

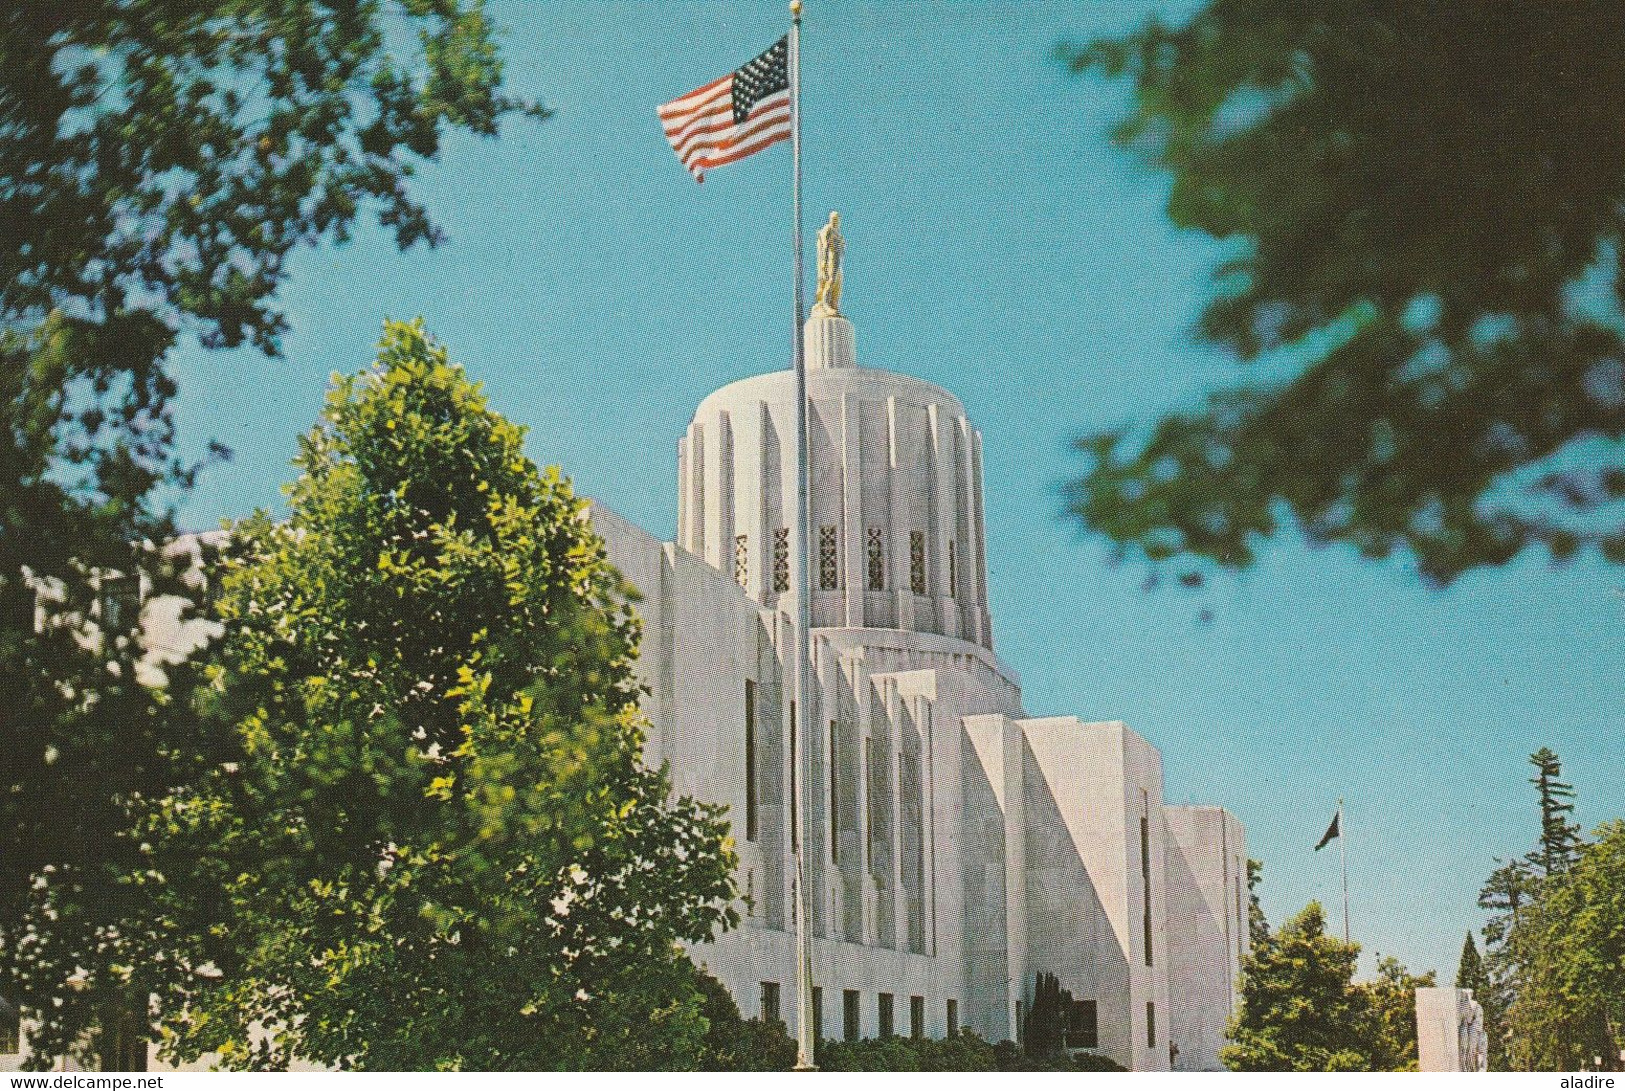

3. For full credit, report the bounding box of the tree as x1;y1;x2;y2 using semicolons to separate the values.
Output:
1222;902;1372;1071
1022;972;1071;1058
1247;857;1269;946
1526;748;1583;877
1359;956;1435;1072
128;323;738;1070
1064;2;1625;588
690;969;798;1072
1545;821;1625;1068
1;1;544;1063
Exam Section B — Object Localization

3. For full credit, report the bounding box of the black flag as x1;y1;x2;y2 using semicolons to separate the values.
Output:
1315;811;1340;851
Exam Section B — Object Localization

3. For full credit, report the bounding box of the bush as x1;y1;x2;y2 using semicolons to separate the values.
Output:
815;1031;1126;1072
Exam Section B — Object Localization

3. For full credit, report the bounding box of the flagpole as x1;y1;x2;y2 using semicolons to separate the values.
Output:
788;0;815;1072
1339;798;1350;944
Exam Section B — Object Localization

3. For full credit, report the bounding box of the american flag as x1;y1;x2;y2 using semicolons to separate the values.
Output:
658;36;790;183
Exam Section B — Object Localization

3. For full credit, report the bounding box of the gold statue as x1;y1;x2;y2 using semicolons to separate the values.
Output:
813;210;843;317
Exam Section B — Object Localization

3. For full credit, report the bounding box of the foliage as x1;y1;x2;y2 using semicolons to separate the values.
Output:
1221;901;1373;1071
1526;748;1583;877
1357;956;1434;1072
1;0;542;1064
1064;2;1625;587
128;323;737;1070
1247;857;1269;946
691;969;799;1071
1022;971;1071;1057
1477;748;1621;1071
814;1031;1124;1072
1543;821;1625;1067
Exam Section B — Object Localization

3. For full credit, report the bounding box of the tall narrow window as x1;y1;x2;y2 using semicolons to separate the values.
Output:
866;735;884;871
1146;1001;1156;1048
910;995;925;1039
829;720;840;863
734;534;749;588
812;986;823;1043
866;527;885;590
843;990;861;1042
878;993;894;1038
947;539;957;597
760;981;781;1024
772;527;790;593
819;524;839;590
744;679;758;841
100;572;141;632
946;998;958;1038
1141;791;1154;967
909;531;927;595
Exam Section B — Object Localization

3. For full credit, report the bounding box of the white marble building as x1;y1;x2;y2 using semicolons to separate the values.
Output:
592;302;1249;1071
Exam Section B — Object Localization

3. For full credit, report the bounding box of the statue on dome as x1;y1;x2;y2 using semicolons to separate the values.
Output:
813;210;843;317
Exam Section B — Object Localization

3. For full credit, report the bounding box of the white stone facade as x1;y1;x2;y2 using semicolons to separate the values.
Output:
596;311;1249;1071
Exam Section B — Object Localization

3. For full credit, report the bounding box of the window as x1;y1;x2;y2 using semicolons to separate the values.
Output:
910;995;925;1039
734;534;749;588
1065;999;1099;1050
1016;1000;1024;1045
819;524;839;590
1146;1001;1157;1048
843;989;861;1042
744;680;758;841
829;720;840;864
909;531;927;595
760;981;781;1025
947;539;957;597
812;986;823;1042
772;527;790;593
866;527;885;590
878;992;894;1038
99;1007;146;1072
1141;793;1153;967
946;998;958;1038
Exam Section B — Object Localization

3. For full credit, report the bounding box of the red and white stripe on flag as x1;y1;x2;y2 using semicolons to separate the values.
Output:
658;51;790;182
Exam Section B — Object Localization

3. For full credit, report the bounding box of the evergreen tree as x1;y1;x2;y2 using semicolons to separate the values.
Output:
1221;902;1374;1071
1526;748;1582;877
1023;972;1073;1058
131;324;738;1070
1454;931;1505;1066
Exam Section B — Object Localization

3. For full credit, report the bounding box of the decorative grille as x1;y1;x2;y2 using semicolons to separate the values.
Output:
772;527;790;593
909;531;927;595
734;534;749;588
866;527;885;591
819;525;839;590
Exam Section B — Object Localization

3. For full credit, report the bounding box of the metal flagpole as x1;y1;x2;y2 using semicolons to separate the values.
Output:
788;0;815;1071
1339;798;1350;944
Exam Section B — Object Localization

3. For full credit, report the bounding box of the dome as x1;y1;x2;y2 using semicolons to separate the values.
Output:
676;313;993;649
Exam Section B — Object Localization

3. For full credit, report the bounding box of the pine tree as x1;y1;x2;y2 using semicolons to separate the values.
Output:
1247;858;1270;947
1455;932;1506;1067
1526;748;1582;877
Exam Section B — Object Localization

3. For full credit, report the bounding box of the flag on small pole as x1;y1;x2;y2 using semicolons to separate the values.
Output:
1314;800;1351;944
658;36;792;183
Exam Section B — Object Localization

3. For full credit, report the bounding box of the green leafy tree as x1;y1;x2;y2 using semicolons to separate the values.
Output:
1358;956;1434;1072
1544;821;1625;1069
1526;747;1583;877
1221;901;1373;1071
691;969;798;1072
128;323;737;1070
1;1;544;1063
1064;2;1625;587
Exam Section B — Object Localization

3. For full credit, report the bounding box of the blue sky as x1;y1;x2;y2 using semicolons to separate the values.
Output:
166;0;1624;980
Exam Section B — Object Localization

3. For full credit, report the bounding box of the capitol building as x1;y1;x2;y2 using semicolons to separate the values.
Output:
587;240;1249;1071
3;234;1249;1075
